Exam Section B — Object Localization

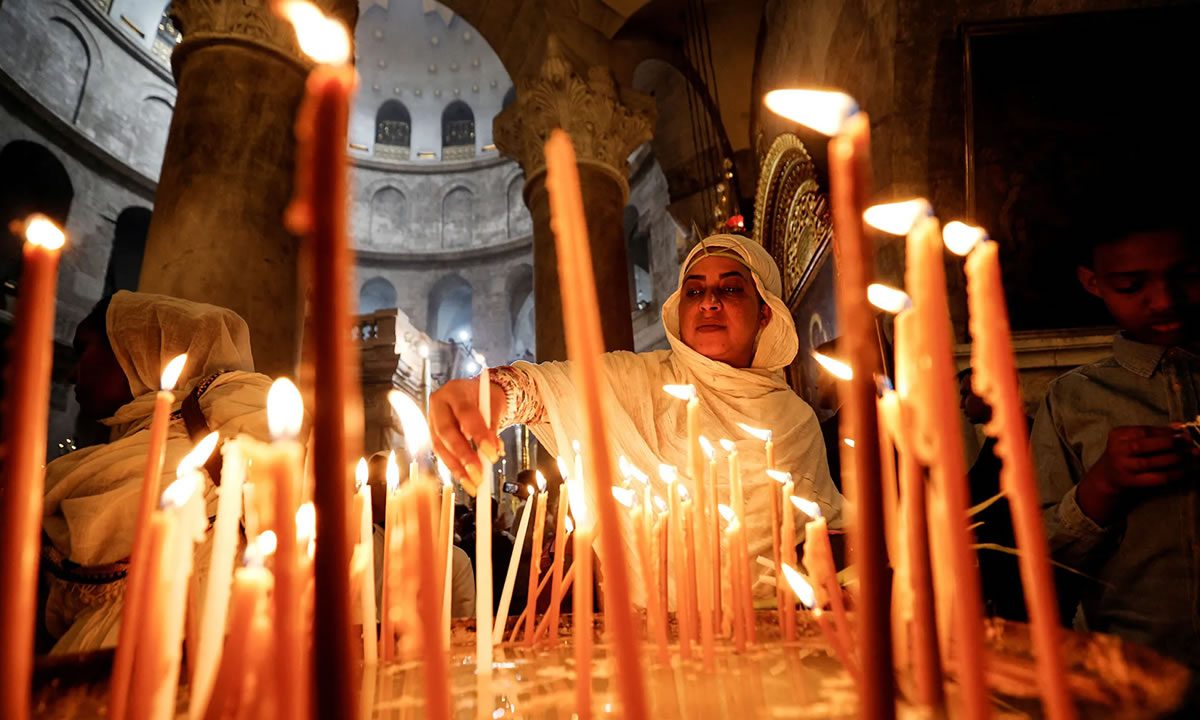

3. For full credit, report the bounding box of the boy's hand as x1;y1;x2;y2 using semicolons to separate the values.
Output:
1077;425;1197;524
429;378;505;495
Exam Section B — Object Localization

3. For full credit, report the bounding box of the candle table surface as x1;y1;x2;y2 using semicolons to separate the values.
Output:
31;613;1189;719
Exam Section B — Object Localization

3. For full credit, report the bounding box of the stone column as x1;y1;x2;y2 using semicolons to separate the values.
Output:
139;0;358;377
494;37;654;362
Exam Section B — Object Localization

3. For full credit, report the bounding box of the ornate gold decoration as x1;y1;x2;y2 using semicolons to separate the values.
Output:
170;0;358;70
753;133;833;308
493;35;655;193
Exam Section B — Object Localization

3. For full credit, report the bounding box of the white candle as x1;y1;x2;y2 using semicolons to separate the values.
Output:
493;485;535;643
356;459;378;664
476;360;494;672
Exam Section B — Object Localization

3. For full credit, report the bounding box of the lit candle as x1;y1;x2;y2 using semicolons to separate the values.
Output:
419;342;432;415
794;496;854;661
545;489;570;643
129;454;209;720
544;130;647;718
437;463;454;648
189;432;245;719
205;546;271;720
739;423;784;628
953;225;1075;720
412;480;452;720
0;216;65;720
781;563;860;686
356;459;379;664
380;451;400;660
279;4;359;715
699;436;722;633
866;200;990;720
771;471;797;641
718;505;747;652
720;439;755;644
475;359;494;673
524;472;549;645
110;353;187;720
661;465;693;660
636;487;669;662
494;484;535;643
262;379;307;720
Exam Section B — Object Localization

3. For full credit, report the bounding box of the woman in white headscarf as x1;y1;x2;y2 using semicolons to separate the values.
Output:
429;234;845;607
41;291;274;652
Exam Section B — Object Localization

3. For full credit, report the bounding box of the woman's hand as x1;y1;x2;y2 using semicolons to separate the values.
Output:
430;378;505;495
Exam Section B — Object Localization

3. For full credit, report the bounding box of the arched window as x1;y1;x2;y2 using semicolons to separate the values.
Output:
1;141;74;296
442;187;473;248
441;101;475;160
359;276;398;314
375;100;411;160
104;206;152;295
369;186;407;245
506;175;531;238
427;275;473;343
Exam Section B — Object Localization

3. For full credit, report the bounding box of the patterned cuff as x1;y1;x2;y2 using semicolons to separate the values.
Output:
1055;484;1110;543
490;365;544;427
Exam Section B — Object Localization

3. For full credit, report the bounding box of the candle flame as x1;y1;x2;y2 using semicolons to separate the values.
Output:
736;423;772;443
22;214;66;250
572;439;582;454
437;459;453;487
678;484;690;501
267;378;304;440
766;469;792;485
719;438;737;453
698;435;714;460
612;486;636;508
256;530;279;557
781;563;816;609
295;502;316;540
243;542;265;568
653;496;668;513
178;431;220;476
718;504;736;524
762;89;859;136
619;456;650;485
867;283;911;314
662;384;696;401
943;221;988;256
355;457;368;491
843;438;856;448
275;1;351;65
417;343;430;359
657;464;678;484
791;495;822;519
161;474;198;509
556;456;571;480
863;199;932;236
813;351;854;381
565;477;592;531
536;470;547;492
160;354;188;391
386;450;400;492
565;516;575;534
387;390;431;457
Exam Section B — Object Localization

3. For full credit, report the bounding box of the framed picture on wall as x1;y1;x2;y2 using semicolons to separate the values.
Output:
963;6;1199;334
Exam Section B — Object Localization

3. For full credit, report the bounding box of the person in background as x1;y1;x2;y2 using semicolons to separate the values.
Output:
1032;209;1200;681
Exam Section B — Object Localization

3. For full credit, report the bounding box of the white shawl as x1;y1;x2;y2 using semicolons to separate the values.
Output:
513;235;844;608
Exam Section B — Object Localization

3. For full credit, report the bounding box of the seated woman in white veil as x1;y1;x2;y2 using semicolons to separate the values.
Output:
429;234;846;608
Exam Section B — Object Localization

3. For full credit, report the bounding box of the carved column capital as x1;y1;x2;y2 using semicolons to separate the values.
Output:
493;35;655;197
170;0;359;74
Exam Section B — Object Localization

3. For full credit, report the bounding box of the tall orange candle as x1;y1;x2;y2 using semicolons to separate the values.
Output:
205;555;270;720
413;481;451;720
380;452;400;660
110;353;187;720
893;207;988;720
773;472;797;641
524;475;548;645
718;504;747;652
280;4;358;715
545;491;570;642
0;216;64;720
663;466;693;659
699;437;721;628
544;130;647;718
720;440;755;644
574;521;595;718
356;459;379;664
475;362;495;674
636;490;668;662
956;230;1074;720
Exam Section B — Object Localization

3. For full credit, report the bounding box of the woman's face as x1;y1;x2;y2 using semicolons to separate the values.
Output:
677;255;771;368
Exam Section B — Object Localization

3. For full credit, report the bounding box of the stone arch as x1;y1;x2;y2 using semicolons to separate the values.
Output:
505;174;530;238
441;100;475;160
369;186;407;246
441;186;473;248
375;100;411;160
45;16;92;122
427;274;473;342
1;141;74;289
137;95;174;175
506;263;534;361
359;276;398;314
104;206;152;295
